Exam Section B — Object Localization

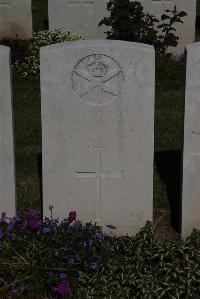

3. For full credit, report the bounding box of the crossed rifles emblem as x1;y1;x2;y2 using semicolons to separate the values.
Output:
73;58;123;97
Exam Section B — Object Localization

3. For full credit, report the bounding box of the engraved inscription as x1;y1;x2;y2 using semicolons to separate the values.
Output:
0;1;11;11
75;147;123;222
72;54;124;105
0;1;11;5
0;1;11;18
152;0;172;2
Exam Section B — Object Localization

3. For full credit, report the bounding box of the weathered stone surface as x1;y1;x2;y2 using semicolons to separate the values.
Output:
48;0;109;38
140;0;196;55
182;42;200;238
41;40;154;235
0;46;16;217
0;0;32;39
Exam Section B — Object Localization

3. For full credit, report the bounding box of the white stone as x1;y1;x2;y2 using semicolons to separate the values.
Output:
140;0;196;55
182;42;200;238
0;46;16;217
41;40;154;235
48;0;109;38
0;0;32;39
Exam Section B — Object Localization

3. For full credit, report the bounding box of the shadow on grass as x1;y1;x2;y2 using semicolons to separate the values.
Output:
154;150;182;233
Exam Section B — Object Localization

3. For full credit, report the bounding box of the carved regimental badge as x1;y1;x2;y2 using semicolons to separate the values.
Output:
72;54;124;105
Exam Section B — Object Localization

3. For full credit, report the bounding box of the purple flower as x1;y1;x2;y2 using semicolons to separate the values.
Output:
68;211;76;223
63;245;70;252
97;232;109;242
72;220;82;230
11;284;18;294
5;223;13;236
11;283;25;294
28;219;41;229
26;209;39;218
89;262;97;270
107;224;116;229
48;271;54;277
68;258;75;265
54;249;60;257
82;240;90;248
59;272;67;279
21;220;28;230
1;212;6;220
55;282;71;295
43;227;51;233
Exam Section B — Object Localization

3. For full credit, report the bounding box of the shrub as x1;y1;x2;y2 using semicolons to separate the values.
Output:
13;29;82;78
99;0;187;55
0;210;109;298
0;210;200;298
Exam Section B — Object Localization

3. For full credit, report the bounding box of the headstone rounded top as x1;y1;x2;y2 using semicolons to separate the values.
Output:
186;42;200;51
40;40;155;53
0;45;10;52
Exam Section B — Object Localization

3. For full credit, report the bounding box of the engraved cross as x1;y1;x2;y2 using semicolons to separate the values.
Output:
75;147;122;221
192;130;200;135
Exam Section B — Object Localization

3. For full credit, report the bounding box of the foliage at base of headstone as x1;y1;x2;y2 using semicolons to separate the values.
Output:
0;210;200;298
13;29;82;78
99;0;187;55
0;209;108;298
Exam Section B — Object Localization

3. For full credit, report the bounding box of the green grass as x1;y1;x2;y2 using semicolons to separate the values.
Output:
32;0;48;32
196;0;200;38
153;56;184;211
197;0;200;16
12;72;42;213
155;56;185;151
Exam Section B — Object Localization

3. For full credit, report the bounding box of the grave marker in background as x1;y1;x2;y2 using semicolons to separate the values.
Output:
182;42;200;237
48;0;108;38
0;46;16;217
41;40;154;235
0;0;32;39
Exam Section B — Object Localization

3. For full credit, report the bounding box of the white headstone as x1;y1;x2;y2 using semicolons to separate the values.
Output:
140;0;196;55
182;42;200;237
0;0;32;39
41;40;154;235
48;0;109;38
0;46;16;217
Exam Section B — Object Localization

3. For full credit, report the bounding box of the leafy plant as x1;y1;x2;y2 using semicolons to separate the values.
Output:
0;210;109;298
99;0;187;55
13;29;82;78
0;210;200;298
